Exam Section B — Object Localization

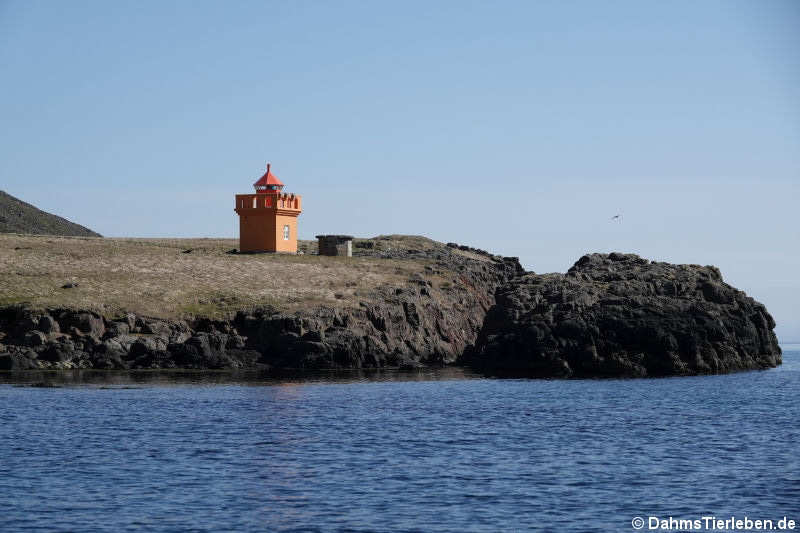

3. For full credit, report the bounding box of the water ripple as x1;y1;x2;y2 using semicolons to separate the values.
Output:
0;351;798;532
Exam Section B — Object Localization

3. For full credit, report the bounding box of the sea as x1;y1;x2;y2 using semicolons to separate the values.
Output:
1;346;798;533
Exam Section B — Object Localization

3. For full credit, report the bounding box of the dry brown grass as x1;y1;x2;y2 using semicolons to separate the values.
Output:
0;234;431;319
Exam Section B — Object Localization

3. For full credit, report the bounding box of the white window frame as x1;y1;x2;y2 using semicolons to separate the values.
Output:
283;225;290;240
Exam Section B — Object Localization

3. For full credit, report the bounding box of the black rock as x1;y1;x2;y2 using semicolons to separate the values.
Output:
39;342;74;363
130;350;173;369
91;351;126;370
141;320;170;336
23;330;48;347
38;315;60;334
463;253;781;378
128;336;167;359
60;311;105;338
0;352;37;370
167;334;232;369
103;321;130;338
94;339;126;359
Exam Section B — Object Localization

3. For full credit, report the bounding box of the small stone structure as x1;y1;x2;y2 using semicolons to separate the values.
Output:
317;235;353;257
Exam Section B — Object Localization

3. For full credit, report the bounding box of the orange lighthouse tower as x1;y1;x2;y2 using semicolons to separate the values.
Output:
234;164;302;253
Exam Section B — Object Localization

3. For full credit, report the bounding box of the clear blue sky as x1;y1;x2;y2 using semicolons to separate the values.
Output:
1;1;798;339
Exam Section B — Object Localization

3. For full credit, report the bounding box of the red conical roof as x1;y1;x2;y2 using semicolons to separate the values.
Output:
253;163;284;189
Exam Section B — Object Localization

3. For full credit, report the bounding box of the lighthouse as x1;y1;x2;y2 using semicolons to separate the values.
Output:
234;164;302;253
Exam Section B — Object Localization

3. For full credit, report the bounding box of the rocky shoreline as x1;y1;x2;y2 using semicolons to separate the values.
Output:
461;253;781;377
0;244;781;378
0;242;523;372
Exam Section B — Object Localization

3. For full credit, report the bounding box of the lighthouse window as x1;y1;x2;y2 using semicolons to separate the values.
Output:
283;225;290;240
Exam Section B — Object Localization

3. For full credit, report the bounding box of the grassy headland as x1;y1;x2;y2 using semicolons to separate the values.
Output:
1;233;482;320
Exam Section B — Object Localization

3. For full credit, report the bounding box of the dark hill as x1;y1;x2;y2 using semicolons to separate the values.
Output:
0;191;101;237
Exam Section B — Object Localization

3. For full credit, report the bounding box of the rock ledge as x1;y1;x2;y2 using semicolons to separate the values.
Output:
461;253;781;377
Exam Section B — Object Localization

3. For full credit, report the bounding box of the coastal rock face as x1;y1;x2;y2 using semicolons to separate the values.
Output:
462;253;781;377
0;247;523;371
0;246;783;377
231;251;523;369
0;307;267;371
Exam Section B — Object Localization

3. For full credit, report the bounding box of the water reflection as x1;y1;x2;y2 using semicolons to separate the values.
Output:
3;345;795;388
0;367;484;388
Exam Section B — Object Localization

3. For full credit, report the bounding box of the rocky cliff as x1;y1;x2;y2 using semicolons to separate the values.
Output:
0;242;523;371
0;244;782;377
461;253;781;377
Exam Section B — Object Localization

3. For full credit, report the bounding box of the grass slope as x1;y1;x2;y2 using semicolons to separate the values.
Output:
0;234;451;319
0;191;101;237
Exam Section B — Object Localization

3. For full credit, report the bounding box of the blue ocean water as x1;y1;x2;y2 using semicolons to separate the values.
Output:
1;348;798;533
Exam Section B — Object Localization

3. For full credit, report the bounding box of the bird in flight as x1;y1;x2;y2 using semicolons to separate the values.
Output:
610;214;622;221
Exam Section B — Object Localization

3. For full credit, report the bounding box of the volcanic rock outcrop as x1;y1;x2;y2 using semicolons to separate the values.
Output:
0;245;523;371
462;253;781;377
0;244;782;377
